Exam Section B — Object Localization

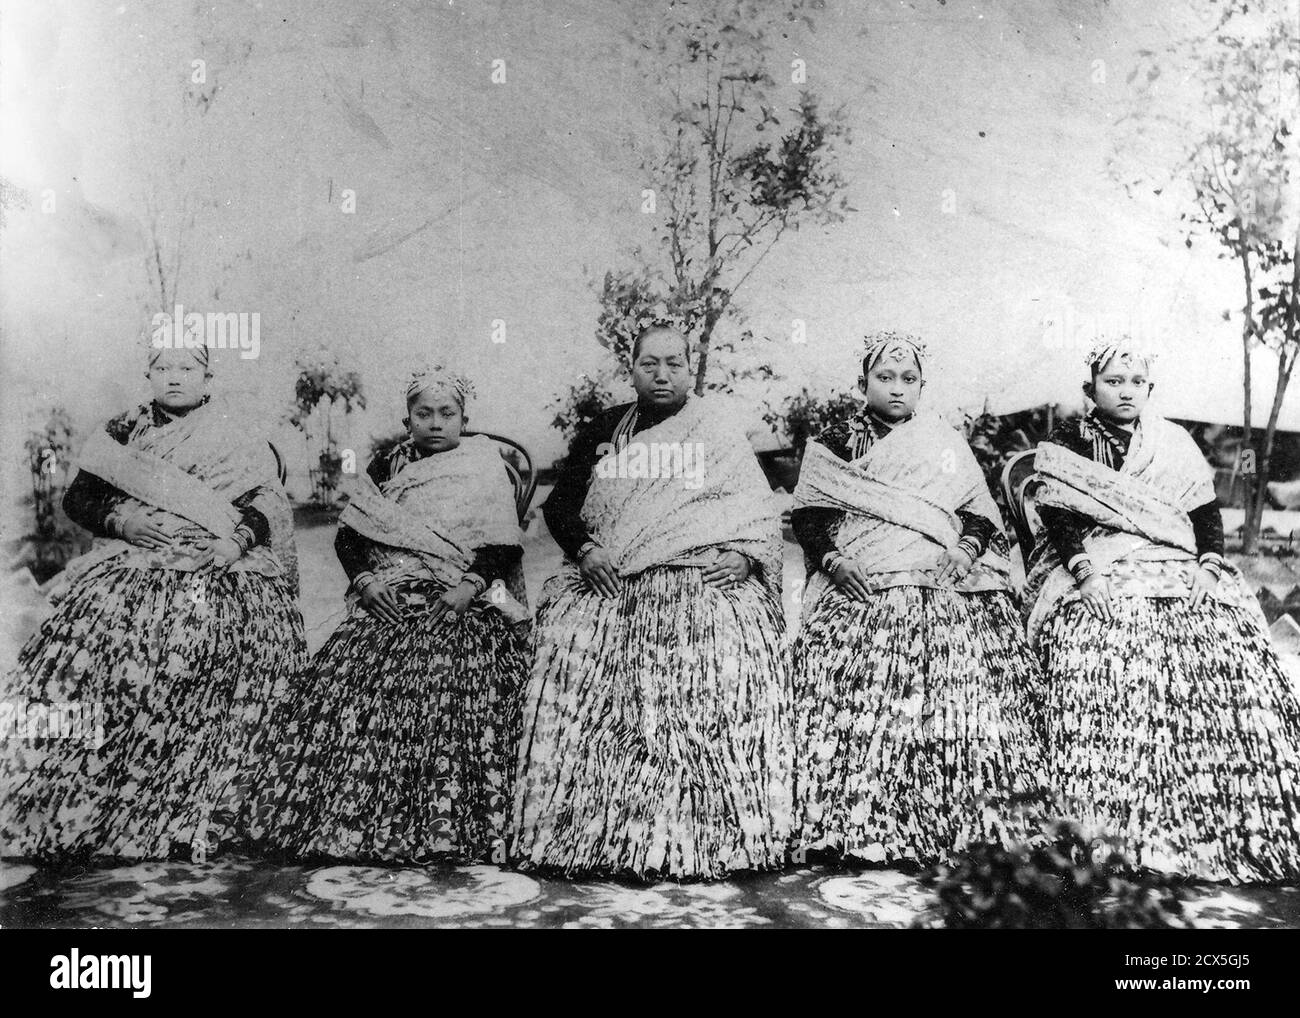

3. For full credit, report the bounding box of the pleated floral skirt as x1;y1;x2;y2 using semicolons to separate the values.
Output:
0;560;306;863
791;583;1050;867
245;582;529;865
511;565;793;880
1039;595;1300;884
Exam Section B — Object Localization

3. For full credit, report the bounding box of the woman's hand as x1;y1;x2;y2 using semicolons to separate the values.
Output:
431;580;477;620
1189;565;1219;609
119;514;175;551
702;550;751;589
830;557;871;602
578;546;622;598
1078;574;1113;621
197;536;243;574
935;546;974;586
358;579;403;624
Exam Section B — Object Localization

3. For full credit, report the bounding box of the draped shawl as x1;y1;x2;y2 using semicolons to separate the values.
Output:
1023;414;1261;646
338;434;528;622
53;398;297;598
792;412;1012;613
579;396;783;601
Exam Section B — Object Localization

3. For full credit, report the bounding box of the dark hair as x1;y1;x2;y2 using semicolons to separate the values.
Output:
632;324;691;364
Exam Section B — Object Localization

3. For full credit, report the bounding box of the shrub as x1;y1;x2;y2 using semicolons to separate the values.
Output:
762;387;860;457
915;820;1192;929
20;407;91;584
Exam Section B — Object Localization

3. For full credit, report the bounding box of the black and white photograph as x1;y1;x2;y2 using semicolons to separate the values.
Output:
2;0;1299;983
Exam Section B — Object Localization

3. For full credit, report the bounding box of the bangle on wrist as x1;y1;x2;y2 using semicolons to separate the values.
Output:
107;506;138;539
232;524;255;554
351;571;377;594
461;572;488;596
577;540;599;562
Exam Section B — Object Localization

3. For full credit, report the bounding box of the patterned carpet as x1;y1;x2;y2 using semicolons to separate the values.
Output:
3;858;1299;929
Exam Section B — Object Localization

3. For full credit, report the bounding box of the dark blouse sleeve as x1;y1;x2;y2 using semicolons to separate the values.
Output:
791;422;853;570
334;453;393;582
1189;499;1225;558
62;413;135;537
231;489;271;547
542;408;620;560
954;509;994;557
1035;505;1092;567
333;525;372;583
1034;422;1094;569
62;470;125;538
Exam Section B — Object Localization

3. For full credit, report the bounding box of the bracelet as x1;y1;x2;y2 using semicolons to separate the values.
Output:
350;571;377;594
232;524;256;555
1197;553;1223;578
460;572;489;596
956;537;981;561
824;552;849;575
106;506;139;539
576;540;600;562
1069;556;1096;584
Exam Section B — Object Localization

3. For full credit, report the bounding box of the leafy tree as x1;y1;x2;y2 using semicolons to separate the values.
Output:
549;372;620;457
1117;0;1299;552
554;0;852;437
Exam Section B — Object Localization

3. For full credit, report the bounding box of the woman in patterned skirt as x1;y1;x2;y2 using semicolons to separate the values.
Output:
511;325;792;880
248;366;530;864
789;331;1049;867
0;344;306;863
1025;338;1300;883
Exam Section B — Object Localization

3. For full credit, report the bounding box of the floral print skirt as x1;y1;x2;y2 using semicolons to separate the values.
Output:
511;565;793;880
0;560;306;863
245;583;529;865
1039;595;1300;884
791;584;1051;867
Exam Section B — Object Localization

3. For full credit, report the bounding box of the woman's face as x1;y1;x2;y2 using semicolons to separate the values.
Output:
147;349;210;412
862;352;922;421
405;388;464;453
1089;356;1152;423
631;331;692;410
